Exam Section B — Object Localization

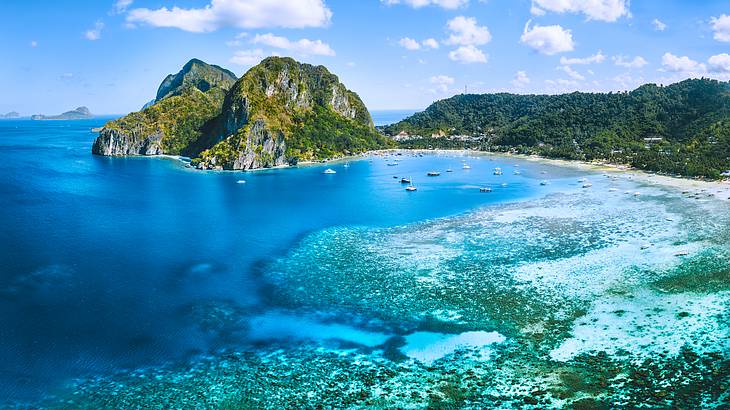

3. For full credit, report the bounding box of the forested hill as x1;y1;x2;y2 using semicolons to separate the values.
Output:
383;78;730;178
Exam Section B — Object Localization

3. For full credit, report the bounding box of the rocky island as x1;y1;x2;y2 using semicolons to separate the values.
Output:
32;106;92;120
0;111;20;119
92;57;391;170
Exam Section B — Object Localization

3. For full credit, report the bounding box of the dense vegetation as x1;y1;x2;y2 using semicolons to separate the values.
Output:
98;57;390;168
384;79;730;178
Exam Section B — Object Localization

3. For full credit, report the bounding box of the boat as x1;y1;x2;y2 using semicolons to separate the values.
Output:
674;250;689;257
578;178;588;183
446;168;453;173
236;180;246;184
582;183;593;188
400;177;411;184
405;182;417;191
427;171;440;177
323;168;336;174
343;162;350;168
480;187;492;193
609;188;619;192
463;164;471;170
501;183;508;187
540;180;549;186
387;163;398;166
513;170;521;175
493;168;503;175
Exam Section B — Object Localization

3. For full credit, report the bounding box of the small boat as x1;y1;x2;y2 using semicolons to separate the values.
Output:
608;188;618;192
493;168;503;175
323;168;336;174
406;183;417;192
633;192;641;196
400;177;411;184
344;162;350;168
674;250;689;257
578;178;588;183
501;183;508;187
427;171;440;177
236;180;246;184
513;170;521;175
641;244;652;250
480;187;492;193
463;164;471;170
582;183;593;188
393;175;399;179
446;168;453;173
540;171;547;174
387;163;398;166
540;180;549;186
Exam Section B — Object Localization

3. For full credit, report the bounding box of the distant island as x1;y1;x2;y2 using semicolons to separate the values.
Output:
0;111;20;119
383;79;730;179
32;107;93;120
92;57;391;170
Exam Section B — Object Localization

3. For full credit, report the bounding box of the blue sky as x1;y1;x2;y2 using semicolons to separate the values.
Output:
2;0;730;115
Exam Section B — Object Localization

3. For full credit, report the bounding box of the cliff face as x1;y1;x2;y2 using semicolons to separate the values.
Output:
92;57;389;170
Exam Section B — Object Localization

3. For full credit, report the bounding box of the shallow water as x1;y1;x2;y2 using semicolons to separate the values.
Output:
0;118;590;404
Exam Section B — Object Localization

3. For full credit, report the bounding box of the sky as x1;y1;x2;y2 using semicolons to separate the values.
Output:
2;0;730;115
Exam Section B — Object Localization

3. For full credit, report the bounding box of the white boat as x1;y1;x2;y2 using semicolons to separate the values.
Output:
513;170;521;175
400;177;411;184
343;162;350;168
236;180;246;184
406;184;417;192
493;168;503;175
323;168;336;174
582;183;593;188
540;180;549;186
608;188;618;192
463;164;471;169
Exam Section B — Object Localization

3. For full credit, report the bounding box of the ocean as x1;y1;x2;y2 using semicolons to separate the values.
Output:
0;118;727;407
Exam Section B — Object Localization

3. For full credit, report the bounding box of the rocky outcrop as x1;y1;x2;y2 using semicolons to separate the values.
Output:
92;128;162;156
92;56;388;170
33;107;92;120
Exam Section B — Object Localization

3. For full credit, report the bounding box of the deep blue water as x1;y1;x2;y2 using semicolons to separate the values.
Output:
0;118;580;403
371;109;419;126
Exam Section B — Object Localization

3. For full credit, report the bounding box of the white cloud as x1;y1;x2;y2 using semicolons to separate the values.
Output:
446;16;491;46
710;14;730;42
530;0;629;22
251;33;335;56
84;21;104;41
225;32;248;47
112;0;133;14
448;45;488;63
229;49;265;66
512;70;530;87
346;61;356;67
661;52;705;73
520;21;574;55
381;0;468;9
613;55;648;68
30;40;38;48
560;51;605;65
708;53;730;73
429;75;455;92
559;65;585;81
398;37;421;50
127;0;332;33
652;18;667;31
423;38;440;49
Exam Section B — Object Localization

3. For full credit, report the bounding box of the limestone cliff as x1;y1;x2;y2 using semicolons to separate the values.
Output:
92;57;391;170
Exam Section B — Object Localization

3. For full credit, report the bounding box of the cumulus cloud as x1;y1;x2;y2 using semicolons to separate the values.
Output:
708;53;730;73
520;21;574;55
661;53;705;73
398;37;421;50
423;38;440;49
445;16;491;46
126;0;332;32
512;70;530;87
252;33;335;56
449;45;488;64
559;65;585;81
710;14;730;42
112;0;133;14
381;0;468;9
530;0;629;22
229;49;265;66
652;18;667;31
429;75;455;92
613;55;648;68
84;21;104;41
560;51;605;65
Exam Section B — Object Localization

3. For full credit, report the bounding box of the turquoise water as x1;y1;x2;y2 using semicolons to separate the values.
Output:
370;109;418;126
0;118;589;403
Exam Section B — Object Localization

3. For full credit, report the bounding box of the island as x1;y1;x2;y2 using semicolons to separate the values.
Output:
32;106;93;120
92;57;392;170
0;111;20;119
382;79;730;179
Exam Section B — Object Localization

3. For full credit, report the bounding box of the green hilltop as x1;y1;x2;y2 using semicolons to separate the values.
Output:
384;79;730;179
92;57;391;169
